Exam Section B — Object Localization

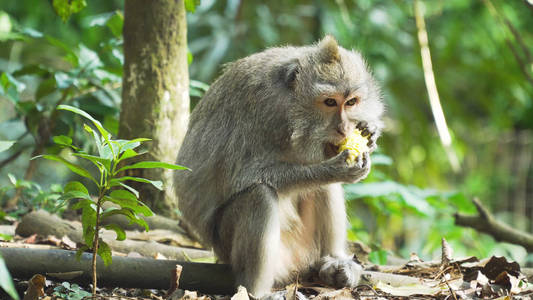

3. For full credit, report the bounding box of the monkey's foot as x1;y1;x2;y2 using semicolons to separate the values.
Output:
260;290;307;300
317;256;362;288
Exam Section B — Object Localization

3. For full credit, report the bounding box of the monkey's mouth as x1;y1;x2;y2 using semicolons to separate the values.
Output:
325;143;339;159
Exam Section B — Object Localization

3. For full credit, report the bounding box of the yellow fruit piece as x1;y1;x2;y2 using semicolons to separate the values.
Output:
337;129;369;164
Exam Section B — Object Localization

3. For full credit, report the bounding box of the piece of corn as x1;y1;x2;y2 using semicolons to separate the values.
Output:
337;129;369;164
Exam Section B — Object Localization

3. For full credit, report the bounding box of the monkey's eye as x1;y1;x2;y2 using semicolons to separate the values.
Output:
345;97;359;106
324;98;337;107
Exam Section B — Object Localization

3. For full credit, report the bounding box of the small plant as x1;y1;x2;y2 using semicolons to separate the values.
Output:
1;174;64;216
53;282;91;300
40;104;188;295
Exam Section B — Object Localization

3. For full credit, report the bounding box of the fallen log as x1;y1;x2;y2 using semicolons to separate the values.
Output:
0;247;235;295
15;210;212;260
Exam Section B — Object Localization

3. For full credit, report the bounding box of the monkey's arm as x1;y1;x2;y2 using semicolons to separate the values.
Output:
258;151;371;192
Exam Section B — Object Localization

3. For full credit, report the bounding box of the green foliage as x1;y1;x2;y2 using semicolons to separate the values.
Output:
185;0;201;13
0;254;19;300
53;0;87;22
41;105;187;291
53;282;91;300
2;0;532;265
368;249;388;265
0;141;14;153
1;174;64;216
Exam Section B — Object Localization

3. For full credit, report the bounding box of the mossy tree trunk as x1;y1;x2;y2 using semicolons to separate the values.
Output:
119;0;189;215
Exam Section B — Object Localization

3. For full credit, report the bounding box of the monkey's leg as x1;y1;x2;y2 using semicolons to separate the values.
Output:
217;184;281;298
313;184;362;288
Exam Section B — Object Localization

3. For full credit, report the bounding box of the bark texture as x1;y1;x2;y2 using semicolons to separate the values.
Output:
119;0;189;214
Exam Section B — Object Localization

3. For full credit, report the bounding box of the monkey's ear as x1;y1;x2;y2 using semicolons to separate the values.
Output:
318;35;341;63
279;60;300;89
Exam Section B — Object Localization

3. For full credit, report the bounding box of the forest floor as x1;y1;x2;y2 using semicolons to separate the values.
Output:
1;210;533;300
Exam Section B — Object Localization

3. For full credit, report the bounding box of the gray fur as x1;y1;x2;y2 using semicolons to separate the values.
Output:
175;36;384;298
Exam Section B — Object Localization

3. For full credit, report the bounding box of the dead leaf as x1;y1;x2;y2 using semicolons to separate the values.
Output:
231;286;249;300
23;274;46;300
494;271;526;294
481;256;521;279
61;235;76;249
313;288;353;300
22;234;38;244
166;265;183;298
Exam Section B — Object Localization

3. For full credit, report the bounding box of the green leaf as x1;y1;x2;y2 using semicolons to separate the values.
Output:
104;224;126;241
0;141;15;153
0;254;19;300
80;203;96;247
0;234;12;241
71;198;94;210
344;181;435;216
184;0;201;13
75;245;89;261
108;190;136;204
110;176;163;191
0;72;23;103
58;105;112;156
97;239;112;266
72;153;111;172
84;124;104;157
368;249;388;265
0;11;12;34
39;155;97;184
7;173;16;186
78;44;103;70
117;149;140;163
190;80;209;91
114;182;139;198
64;181;89;195
88;11;123;38
107;190;153;217
52;0;87;22
60;191;92;202
100;207;134;220
116;138;151;152
116;161;189;174
106;11;124;38
52;135;79;150
45;36;78;66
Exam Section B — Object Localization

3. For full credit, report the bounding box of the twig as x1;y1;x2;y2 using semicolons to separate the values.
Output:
482;0;533;87
442;274;458;300
413;0;460;172
454;197;533;252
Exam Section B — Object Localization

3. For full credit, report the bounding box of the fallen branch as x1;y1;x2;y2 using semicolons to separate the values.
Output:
0;247;234;295
454;198;533;252
15;210;211;260
1;247;430;296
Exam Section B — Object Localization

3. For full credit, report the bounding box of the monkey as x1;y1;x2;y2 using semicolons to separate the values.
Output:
175;36;384;298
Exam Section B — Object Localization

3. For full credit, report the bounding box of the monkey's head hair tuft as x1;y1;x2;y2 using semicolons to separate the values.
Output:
317;35;341;63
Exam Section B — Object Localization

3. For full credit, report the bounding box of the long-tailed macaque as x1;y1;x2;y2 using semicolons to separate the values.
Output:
175;36;384;298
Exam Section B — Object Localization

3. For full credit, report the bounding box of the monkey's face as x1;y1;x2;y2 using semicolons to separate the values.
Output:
288;37;383;163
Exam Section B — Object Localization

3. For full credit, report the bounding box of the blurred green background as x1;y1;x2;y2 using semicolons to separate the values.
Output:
0;0;532;265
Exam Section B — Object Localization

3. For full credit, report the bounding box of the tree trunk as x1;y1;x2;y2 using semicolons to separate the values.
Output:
119;0;189;215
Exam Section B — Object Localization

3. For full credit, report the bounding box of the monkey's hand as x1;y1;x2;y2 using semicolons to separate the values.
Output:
356;121;381;152
327;150;371;183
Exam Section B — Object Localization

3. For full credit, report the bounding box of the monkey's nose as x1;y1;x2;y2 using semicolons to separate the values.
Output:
336;128;347;138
